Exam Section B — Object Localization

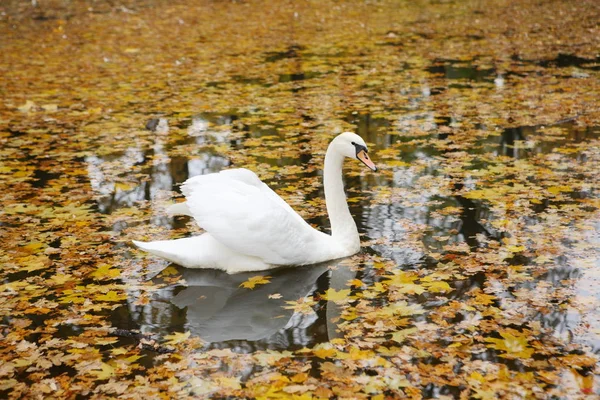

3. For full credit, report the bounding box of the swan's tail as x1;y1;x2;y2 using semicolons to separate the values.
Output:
132;235;272;273
132;237;206;268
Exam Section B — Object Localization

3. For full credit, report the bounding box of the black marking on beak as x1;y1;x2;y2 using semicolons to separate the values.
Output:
352;142;368;157
352;142;377;171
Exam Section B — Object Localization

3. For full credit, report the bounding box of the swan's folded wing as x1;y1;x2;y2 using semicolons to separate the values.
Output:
183;169;322;265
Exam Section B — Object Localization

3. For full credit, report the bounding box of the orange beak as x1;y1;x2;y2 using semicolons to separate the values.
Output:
357;149;377;171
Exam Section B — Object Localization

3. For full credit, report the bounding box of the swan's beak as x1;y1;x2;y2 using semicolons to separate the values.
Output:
357;149;377;171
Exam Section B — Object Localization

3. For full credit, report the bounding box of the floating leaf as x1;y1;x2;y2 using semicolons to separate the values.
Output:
164;331;191;345
320;288;351;302
422;280;453;293
88;363;115;380
485;329;535;359
95;291;127;302
90;264;121;280
392;327;419;343
240;275;272;289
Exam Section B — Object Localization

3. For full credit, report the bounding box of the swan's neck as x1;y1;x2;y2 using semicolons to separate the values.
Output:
323;145;360;250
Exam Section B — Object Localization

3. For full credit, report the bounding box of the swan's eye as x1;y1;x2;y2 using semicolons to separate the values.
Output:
351;141;356;145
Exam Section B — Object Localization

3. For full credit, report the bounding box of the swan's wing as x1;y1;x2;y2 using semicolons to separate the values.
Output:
183;168;306;225
182;169;323;265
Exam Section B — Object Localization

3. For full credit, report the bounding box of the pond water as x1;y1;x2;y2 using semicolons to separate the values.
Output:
2;0;600;398
69;96;599;396
91;105;600;355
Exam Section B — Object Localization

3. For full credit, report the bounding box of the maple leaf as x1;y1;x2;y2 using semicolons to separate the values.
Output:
384;271;425;294
90;264;121;280
88;362;115;380
506;245;526;253
95;291;127;302
380;301;425;317
485;329;534;359
240;275;272;289
254;349;293;366
471;290;496;306
283;298;317;315
22;242;45;254
391;327;419;343
215;376;242;390
422;280;453;293
122;354;144;363
160;266;180;276
164;331;191;345
547;185;573;195
383;271;419;286
93;337;119;346
320;288;351;302
188;377;217;396
312;344;337;359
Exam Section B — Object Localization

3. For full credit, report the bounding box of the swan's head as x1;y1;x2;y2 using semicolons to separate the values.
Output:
332;132;377;171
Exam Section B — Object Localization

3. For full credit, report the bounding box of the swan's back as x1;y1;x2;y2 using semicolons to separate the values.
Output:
182;168;332;265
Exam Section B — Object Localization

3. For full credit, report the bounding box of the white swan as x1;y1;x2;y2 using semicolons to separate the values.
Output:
132;132;377;274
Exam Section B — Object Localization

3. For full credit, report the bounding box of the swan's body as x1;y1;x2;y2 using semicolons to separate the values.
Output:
133;132;377;274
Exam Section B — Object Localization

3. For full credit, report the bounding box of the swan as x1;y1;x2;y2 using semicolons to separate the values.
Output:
132;132;377;274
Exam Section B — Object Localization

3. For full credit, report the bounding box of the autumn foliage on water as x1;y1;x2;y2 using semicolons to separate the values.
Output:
1;0;600;398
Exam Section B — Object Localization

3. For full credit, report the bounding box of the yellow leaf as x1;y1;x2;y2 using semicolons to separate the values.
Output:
506;245;526;253
164;331;191;345
90;264;121;279
349;279;364;287
473;292;496;305
423;280;452;293
123;354;144;363
381;301;425;317
50;273;72;285
215;376;241;390
240;275;272;289
114;182;136;191
283;298;317;315
313;346;336;359
160;266;180;276
110;348;128;355
391;327;419;343
548;185;573;195
94;337;119;345
291;373;308;383
22;242;45;254
88;362;115;380
387;160;410;167
13;358;33;367
320;288;351;302
0;379;17;391
254;350;293;366
384;271;418;283
560;353;596;368
463;188;502;200
484;329;534;359
60;291;86;304
96;291;127;302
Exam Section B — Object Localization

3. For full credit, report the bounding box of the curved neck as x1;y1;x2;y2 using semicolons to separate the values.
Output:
323;144;359;249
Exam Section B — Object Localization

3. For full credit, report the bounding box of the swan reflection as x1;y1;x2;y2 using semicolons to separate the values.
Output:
172;264;330;343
